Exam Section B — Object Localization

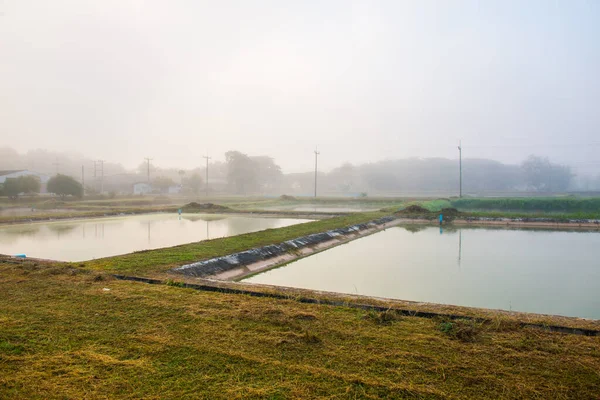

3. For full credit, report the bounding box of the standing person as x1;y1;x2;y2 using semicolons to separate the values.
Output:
439;213;443;225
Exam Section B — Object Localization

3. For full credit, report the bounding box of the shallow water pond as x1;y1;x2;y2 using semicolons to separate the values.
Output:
245;225;600;319
0;213;310;261
259;204;380;213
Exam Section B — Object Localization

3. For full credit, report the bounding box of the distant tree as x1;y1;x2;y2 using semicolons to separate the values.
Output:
18;175;41;194
152;176;176;193
329;163;357;192
178;170;186;186
251;156;283;192
521;156;573;192
1;178;21;199
225;151;259;194
47;174;83;198
0;175;40;198
183;173;203;195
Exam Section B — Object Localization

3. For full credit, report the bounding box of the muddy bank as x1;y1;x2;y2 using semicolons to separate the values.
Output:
172;216;397;280
456;216;600;228
394;215;600;229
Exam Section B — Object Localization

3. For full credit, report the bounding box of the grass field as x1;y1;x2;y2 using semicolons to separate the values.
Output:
451;197;600;213
397;198;600;221
1;260;599;399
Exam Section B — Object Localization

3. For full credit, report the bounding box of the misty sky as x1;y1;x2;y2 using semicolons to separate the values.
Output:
1;0;599;174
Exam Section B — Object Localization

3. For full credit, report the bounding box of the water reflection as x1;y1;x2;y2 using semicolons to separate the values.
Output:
458;229;462;267
0;225;41;244
47;224;78;235
245;225;600;319
403;225;427;233
0;214;310;261
182;215;227;222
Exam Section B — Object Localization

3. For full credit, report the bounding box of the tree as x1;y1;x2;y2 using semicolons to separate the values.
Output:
183;173;203;195
47;174;83;198
225;151;259;194
178;170;186;186
328;163;357;192
1;178;21;199
152;176;176;193
18;175;41;194
0;175;41;198
521;156;573;192
251;156;283;192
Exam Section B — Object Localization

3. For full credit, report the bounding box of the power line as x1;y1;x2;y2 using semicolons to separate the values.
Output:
459;143;600;149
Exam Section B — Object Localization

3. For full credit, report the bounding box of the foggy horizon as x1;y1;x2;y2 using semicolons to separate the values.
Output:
2;1;599;175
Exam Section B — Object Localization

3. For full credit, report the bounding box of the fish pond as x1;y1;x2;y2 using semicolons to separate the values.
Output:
257;204;380;213
245;225;600;319
0;213;310;262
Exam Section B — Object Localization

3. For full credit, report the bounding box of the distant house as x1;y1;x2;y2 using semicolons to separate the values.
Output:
133;182;152;195
0;170;51;193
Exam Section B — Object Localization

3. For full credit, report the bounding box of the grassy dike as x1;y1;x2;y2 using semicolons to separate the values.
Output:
1;260;599;399
82;211;389;276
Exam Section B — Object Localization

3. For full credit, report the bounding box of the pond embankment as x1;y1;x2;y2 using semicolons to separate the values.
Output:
172;216;399;280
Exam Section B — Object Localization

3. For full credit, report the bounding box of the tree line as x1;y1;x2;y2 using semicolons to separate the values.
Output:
0;144;587;196
0;174;83;199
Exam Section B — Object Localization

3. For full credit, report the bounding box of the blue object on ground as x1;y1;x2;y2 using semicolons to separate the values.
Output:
14;254;26;258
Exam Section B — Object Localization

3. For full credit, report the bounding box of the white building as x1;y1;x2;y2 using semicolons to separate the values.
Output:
133;182;152;195
0;170;51;193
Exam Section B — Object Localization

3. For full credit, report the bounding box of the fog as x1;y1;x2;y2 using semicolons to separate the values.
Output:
1;1;599;176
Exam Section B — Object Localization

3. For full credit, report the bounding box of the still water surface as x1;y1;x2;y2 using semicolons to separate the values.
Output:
0;213;310;262
245;226;600;319
258;204;379;213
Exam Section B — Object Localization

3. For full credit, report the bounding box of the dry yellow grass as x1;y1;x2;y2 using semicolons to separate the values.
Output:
1;260;599;399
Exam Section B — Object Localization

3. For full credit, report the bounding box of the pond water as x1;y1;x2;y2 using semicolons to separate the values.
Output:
259;205;380;213
245;225;600;319
0;213;310;262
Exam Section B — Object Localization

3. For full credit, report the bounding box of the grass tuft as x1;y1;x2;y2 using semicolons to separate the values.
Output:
364;309;403;325
438;318;483;343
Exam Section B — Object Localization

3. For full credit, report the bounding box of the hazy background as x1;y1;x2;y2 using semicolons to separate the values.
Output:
1;0;599;176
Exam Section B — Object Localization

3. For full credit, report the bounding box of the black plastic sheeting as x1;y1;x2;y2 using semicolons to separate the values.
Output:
173;216;396;278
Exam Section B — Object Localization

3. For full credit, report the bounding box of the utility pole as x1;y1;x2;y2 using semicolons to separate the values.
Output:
203;155;211;196
97;160;104;194
144;157;152;183
314;148;320;198
458;141;462;198
81;165;85;196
